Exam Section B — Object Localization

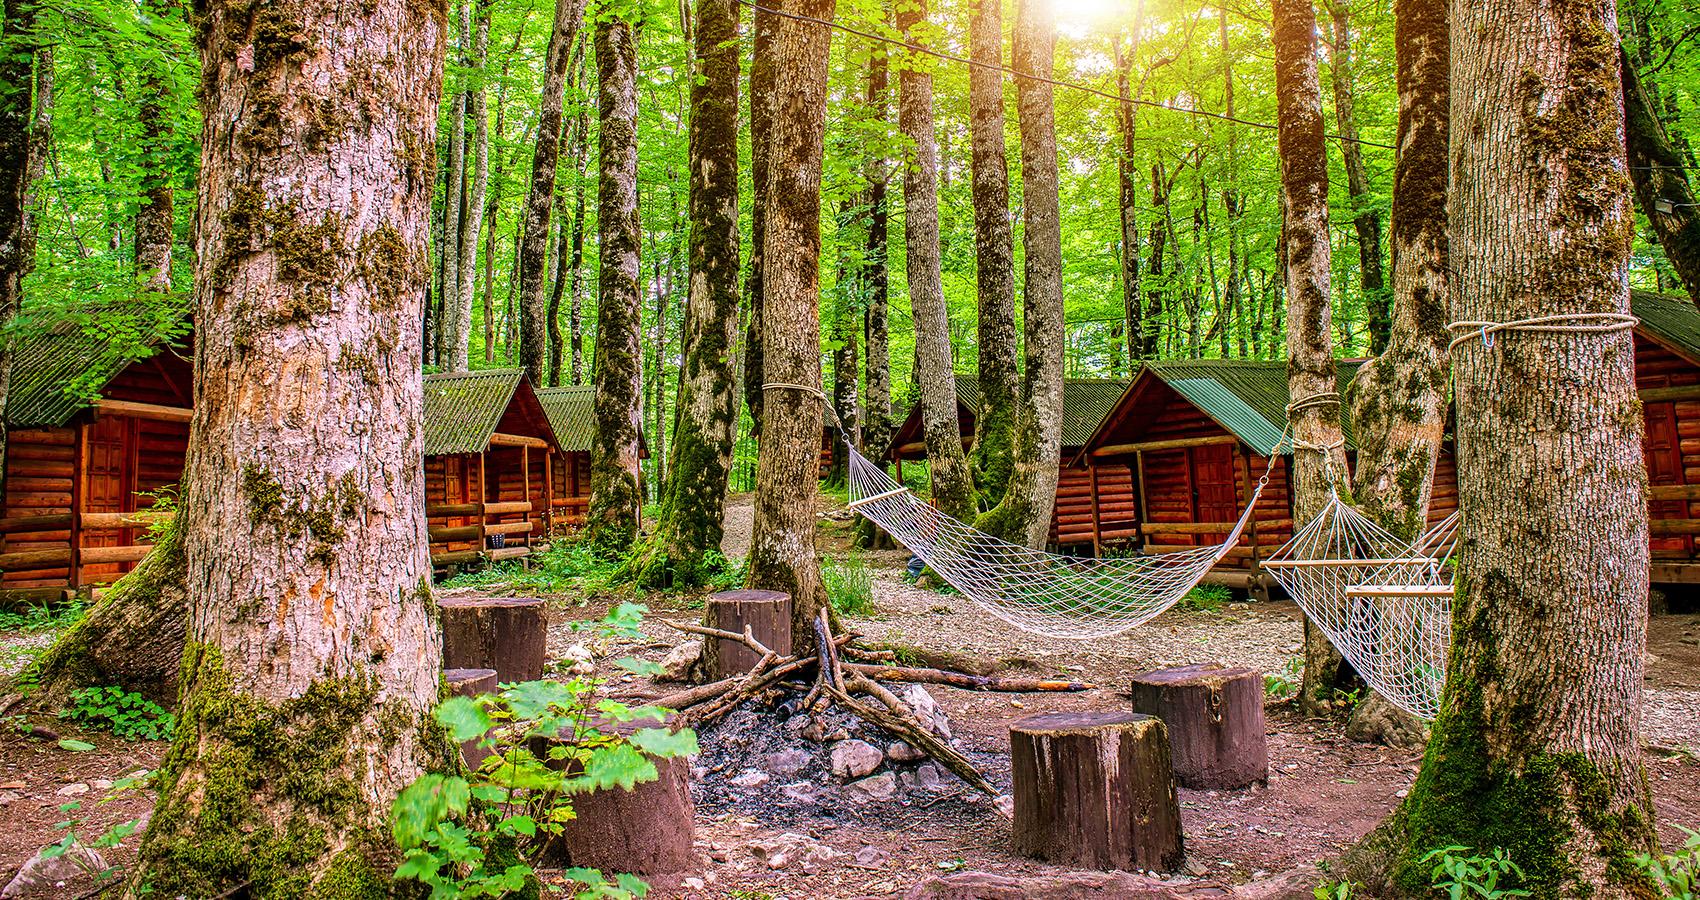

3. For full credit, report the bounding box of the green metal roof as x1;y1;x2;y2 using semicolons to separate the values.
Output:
932;376;1130;449
1632;291;1700;362
422;369;528;456
1144;359;1365;457
6;303;188;428
535;386;595;453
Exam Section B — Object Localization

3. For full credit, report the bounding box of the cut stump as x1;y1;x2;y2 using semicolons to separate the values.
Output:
439;596;547;683
1129;663;1267;790
547;719;696;875
702;589;792;679
1009;711;1184;872
444;667;497;768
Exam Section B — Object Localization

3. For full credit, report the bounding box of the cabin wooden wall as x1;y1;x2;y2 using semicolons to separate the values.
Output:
3;427;78;589
550;452;590;526
1636;334;1700;565
1050;463;1135;548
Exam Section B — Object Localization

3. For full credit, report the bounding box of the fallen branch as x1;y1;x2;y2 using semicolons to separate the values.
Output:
845;663;1094;693
665;620;775;659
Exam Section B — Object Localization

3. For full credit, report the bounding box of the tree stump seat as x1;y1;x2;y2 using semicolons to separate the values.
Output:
541;716;696;875
1130;663;1268;789
444;667;497;768
702;589;792;679
1009;710;1184;872
438;596;547;683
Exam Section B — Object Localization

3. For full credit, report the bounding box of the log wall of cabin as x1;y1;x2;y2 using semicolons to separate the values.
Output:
1050;462;1135;549
1637;333;1700;565
550;452;591;526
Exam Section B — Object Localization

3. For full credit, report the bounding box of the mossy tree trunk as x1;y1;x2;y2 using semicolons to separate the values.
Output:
453;0;492;373
134;0;176;300
0;0;40;490
585;15;645;554
1114;16;1144;365
626;0;740;588
1326;0;1389;354
742;8;778;438
966;0;1017;508
515;0;585;384
1344;0;1660;892
1271;0;1354;717
860;43;893;464
977;0;1064;550
128;0;451;893
898;0;976;523
1623;45;1700;301
747;0;833;656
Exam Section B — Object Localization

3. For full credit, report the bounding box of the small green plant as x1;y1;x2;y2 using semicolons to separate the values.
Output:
1422;846;1530;900
1314;879;1356;900
0;596;87;633
439;540;626;597
822;551;877;617
1180;584;1230;613
391;603;697;900
1635;825;1700;899
1265;656;1303;700
41;769;150;888
700;550;746;592
60;686;175;741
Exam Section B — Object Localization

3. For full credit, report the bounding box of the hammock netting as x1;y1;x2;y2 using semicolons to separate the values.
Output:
843;443;1459;719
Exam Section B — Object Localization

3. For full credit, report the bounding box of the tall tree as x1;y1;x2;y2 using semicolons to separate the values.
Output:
568;88;591;383
1347;0;1659;891
1624;47;1700;300
0;0;38;494
1220;4;1248;359
898;0;975;522
439;4;469;368
966;0;1017;506
585;12;645;553
743;8;778;435
977;0;1063;548
129;0;447;891
748;0;835;652
860;42;894;466
516;0;587;383
1114;16;1143;364
451;0;492;371
134;0;177;300
1327;0;1389;353
1272;0;1353;715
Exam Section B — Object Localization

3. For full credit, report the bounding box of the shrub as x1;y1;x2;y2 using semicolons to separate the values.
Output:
822;552;876;617
60;686;175;741
1264;656;1303;701
391;603;697;900
1180;584;1230;613
1635;825;1700;900
1421;846;1530;900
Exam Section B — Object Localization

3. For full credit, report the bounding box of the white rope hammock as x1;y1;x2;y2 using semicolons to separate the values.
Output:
845;444;1274;639
1262;492;1458;719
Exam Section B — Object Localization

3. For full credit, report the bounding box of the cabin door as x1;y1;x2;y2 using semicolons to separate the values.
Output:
81;416;137;583
1644;402;1691;558
1191;443;1240;544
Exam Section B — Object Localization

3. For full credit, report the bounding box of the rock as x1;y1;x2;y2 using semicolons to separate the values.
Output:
993;794;1014;819
55;783;88;797
845;772;899;802
1344;692;1428;750
748;832;822;871
896;684;951;739
659;641;702;683
561;643;596;677
904;871;1230;900
853;845;892;869
2;844;109;897
729;769;771;789
1232;865;1322;900
765;748;812;778
830;739;884;779
782;781;822;802
887;740;925;762
913;762;945;792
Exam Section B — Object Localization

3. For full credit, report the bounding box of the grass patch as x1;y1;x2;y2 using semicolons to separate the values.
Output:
1179;583;1230;613
822;551;877;617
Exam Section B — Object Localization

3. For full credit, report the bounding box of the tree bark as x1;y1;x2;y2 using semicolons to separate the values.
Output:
1346;0;1449;542
452;0;491;372
966;0;1017;507
976;0;1063;549
1624;46;1700;301
747;0;834;655
129;0;449;891
1221;5;1248;359
569;90;590;383
1115;16;1143;364
0;0;38;495
743;7;779;436
828;198;860;485
861;43;893;464
586;14;645;553
1272;0;1353;716
134;0;176;300
1144;162;1170;358
439;3;468;370
898;0;975;522
1327;0;1389;354
516;0;586;384
1344;0;1660;892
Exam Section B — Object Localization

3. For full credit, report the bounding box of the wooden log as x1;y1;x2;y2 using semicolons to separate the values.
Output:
1009;711;1184;872
444;667;498;768
702;589;793;680
0;548;73;572
487;546;531;561
77;544;154;566
438;597;548;683
1129;663;1268;790
484;520;535;536
426;501;482;518
482;500;533;515
94;398;194;423
430;549;483;567
428;524;483;543
548;719;697;875
844;663;1094;692
1093;434;1238;457
0;513;75;535
79;510;172;530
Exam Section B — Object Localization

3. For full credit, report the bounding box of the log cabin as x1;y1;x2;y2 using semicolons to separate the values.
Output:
535;385;593;529
0;311;192;599
887;377;1135;551
1629;291;1700;585
424;369;563;569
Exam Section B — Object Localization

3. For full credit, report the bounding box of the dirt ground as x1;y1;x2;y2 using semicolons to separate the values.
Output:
0;496;1693;898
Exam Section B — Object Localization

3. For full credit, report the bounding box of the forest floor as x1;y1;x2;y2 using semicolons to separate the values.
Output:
0;494;1692;898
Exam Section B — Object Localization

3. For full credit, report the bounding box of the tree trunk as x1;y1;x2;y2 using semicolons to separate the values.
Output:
585;15;644;553
1115;18;1143;364
898;0;975;522
747;0;834;655
861;44;893;464
134;0;176;300
569;94;590;383
1221;5;1248;359
440;3;468;370
625;0;739;587
1344;1;1659;893
515;0;586;384
1624;46;1700;301
1327;0;1389;354
976;0;1063;550
0;0;38;494
828;198;860;486
1272;0;1353;716
1346;0;1449;542
743;7;779;436
966;0;1017;508
129;0;449;891
1144;162;1170;358
453;0;491;372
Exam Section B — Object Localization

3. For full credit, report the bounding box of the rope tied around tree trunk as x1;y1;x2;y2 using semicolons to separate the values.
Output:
1445;313;1639;353
763;381;844;433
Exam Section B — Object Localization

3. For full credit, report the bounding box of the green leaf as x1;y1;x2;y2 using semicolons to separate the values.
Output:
503;679;578;719
626;727;699;759
434;695;494;742
503;815;537;837
563;867;608;888
58;739;96;752
615;872;651;896
613;657;663;677
580;743;657;792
